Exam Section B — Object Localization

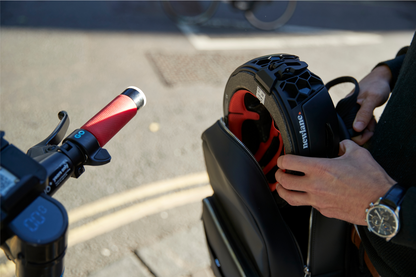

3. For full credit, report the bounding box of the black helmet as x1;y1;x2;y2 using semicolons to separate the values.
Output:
224;54;360;191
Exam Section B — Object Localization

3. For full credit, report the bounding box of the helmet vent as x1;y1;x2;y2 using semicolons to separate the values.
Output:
256;59;271;67
277;70;324;109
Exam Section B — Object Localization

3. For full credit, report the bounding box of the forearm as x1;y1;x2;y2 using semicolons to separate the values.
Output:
374;46;409;90
392;187;416;249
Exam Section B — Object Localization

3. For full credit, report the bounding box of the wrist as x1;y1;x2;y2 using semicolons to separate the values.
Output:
371;65;393;87
365;183;406;241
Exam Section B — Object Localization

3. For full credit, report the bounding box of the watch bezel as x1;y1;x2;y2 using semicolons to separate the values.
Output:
366;203;400;241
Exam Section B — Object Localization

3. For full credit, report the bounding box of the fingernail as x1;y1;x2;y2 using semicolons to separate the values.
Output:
354;121;365;131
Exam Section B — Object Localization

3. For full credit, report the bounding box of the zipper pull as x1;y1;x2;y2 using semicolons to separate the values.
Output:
304;266;311;277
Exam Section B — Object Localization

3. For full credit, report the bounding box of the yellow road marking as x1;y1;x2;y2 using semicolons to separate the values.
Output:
0;172;211;263
68;172;209;224
68;185;213;247
0;262;14;277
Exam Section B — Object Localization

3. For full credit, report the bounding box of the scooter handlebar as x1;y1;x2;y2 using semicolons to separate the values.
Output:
81;87;146;147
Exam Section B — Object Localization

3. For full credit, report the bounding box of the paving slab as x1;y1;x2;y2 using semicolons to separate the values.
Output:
136;222;213;277
88;253;153;277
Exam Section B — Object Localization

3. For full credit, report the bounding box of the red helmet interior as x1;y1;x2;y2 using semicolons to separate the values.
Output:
227;89;284;191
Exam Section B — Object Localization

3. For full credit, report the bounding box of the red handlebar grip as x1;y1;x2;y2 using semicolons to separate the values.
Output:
81;94;137;147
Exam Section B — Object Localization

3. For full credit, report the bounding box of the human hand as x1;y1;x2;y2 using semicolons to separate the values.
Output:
351;65;392;145
274;140;395;225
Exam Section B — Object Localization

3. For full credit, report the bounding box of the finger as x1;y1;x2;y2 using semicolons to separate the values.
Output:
351;128;374;145
277;154;321;173
353;100;377;132
368;117;376;132
276;183;311;206
351;118;376;145
338;139;359;156
275;168;310;192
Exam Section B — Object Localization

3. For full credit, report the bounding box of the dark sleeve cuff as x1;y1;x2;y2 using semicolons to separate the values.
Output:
391;186;416;249
374;46;409;90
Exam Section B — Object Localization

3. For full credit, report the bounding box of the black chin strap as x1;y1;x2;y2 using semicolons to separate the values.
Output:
326;76;363;138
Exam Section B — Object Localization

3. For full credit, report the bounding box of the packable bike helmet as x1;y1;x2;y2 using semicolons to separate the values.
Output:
223;54;360;191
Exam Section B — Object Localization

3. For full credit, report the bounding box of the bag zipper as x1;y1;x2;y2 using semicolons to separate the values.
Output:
304;208;314;277
219;118;310;276
304;266;311;277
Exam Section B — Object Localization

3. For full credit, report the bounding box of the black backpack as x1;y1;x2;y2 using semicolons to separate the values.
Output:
201;54;364;277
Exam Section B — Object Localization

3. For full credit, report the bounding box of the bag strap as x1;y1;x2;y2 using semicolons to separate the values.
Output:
326;76;362;138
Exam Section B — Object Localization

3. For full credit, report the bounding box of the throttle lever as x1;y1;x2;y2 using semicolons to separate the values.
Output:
63;129;111;167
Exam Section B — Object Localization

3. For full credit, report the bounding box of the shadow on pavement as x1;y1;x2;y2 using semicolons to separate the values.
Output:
1;1;416;34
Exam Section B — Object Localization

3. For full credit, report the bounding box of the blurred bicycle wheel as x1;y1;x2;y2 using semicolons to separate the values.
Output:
242;0;297;30
161;1;219;25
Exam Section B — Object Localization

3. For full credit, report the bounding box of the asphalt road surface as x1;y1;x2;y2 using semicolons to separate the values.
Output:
1;1;415;277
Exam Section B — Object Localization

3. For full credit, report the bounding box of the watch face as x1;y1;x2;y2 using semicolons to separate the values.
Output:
367;204;399;238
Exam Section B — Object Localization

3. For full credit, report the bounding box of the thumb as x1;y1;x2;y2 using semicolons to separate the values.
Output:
338;139;359;157
353;100;376;132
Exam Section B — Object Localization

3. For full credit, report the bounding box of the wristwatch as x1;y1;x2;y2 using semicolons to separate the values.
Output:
365;183;406;241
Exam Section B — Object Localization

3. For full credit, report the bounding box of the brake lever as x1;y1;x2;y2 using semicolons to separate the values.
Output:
27;111;70;158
